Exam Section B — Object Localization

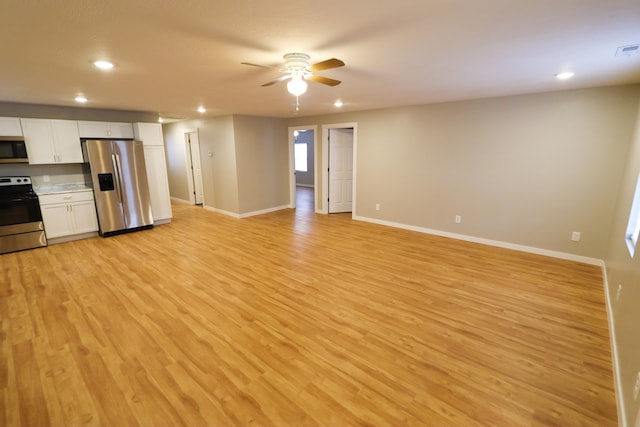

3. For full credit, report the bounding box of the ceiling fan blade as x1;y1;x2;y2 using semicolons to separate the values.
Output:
261;75;291;86
307;75;341;86
309;58;345;72
241;62;279;69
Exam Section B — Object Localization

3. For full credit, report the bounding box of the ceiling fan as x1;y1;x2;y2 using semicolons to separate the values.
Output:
242;53;345;96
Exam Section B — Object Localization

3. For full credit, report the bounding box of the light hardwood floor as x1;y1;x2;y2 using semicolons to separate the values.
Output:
1;187;617;426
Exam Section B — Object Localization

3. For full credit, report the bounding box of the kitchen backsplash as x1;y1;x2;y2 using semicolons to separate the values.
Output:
0;163;86;185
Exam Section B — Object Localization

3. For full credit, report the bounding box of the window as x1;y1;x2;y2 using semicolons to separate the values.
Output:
625;171;640;256
295;143;308;172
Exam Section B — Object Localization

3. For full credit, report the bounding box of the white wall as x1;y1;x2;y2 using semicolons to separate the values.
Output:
233;115;289;214
604;93;640;427
163;116;239;213
288;85;640;260
163;115;288;216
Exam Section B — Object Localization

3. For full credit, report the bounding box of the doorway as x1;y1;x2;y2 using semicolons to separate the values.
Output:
184;130;204;206
288;125;317;211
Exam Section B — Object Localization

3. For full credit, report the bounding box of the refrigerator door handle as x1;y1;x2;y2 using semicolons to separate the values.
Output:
111;153;124;204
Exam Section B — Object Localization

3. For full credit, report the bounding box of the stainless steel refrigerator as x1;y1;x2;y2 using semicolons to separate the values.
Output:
82;139;154;236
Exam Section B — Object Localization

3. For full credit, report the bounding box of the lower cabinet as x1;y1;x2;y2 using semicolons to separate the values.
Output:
39;191;99;240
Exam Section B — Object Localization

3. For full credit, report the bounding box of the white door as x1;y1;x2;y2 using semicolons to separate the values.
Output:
187;131;204;205
328;128;354;213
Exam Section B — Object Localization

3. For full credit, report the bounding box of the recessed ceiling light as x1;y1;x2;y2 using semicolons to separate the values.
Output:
197;106;206;113
74;96;88;103
555;72;575;80
334;100;344;108
93;60;114;70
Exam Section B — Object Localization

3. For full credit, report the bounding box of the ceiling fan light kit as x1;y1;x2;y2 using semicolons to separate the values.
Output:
287;74;308;96
243;52;345;99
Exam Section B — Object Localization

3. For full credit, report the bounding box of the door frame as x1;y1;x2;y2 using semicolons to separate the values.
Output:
322;122;357;216
182;128;204;206
288;125;318;209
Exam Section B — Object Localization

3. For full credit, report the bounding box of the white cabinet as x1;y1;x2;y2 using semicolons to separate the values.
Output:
20;118;83;164
39;191;99;239
144;145;173;224
0;117;22;135
134;122;172;224
134;122;164;146
78;121;134;139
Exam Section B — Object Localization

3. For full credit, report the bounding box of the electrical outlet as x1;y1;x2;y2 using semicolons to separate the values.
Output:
634;372;640;400
455;215;461;224
571;231;581;242
375;203;381;211
43;175;50;183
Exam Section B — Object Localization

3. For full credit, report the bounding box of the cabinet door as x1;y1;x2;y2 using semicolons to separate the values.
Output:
51;120;83;163
70;201;99;233
134;123;164;146
41;204;73;238
78;121;134;139
0;117;22;136
110;122;134;139
144;146;173;222
77;121;110;138
20;118;56;164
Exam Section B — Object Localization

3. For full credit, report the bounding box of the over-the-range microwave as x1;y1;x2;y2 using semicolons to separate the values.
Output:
0;136;28;163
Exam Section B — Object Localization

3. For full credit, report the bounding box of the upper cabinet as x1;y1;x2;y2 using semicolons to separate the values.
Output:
0;117;23;136
20;118;83;164
134;122;164;146
78;121;134;139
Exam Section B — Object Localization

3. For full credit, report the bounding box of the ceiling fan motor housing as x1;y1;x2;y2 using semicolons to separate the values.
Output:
284;53;311;71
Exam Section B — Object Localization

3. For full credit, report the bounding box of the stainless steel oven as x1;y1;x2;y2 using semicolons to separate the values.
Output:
0;176;47;254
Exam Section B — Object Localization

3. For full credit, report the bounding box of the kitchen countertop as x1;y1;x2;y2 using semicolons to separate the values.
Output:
34;183;93;195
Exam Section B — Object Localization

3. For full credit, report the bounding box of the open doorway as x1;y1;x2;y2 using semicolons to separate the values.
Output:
184;129;204;206
288;125;317;211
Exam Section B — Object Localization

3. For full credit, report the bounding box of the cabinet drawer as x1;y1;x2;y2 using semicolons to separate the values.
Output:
38;191;95;205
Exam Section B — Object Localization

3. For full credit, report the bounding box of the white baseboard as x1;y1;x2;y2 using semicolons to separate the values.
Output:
202;204;290;219
202;205;240;218
170;197;191;205
239;205;290;218
353;215;603;266
602;266;626;427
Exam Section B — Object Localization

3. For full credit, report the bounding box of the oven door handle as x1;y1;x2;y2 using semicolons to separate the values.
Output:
111;154;124;204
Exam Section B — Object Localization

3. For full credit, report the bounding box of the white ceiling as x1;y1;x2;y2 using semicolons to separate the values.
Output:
1;0;639;120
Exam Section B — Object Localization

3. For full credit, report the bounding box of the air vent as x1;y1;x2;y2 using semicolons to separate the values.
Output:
615;44;640;57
